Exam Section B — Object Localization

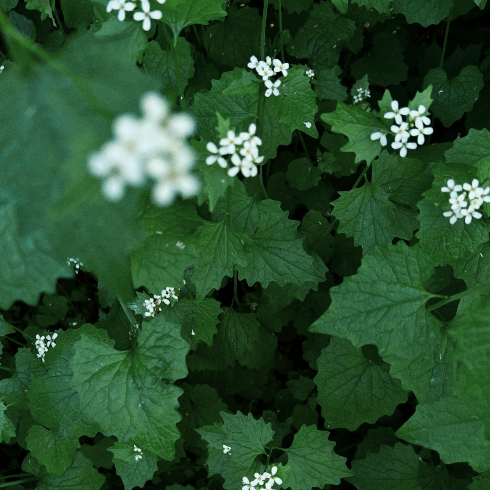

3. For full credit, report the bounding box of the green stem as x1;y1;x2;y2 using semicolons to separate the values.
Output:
118;297;138;327
52;7;67;40
297;130;311;162
256;85;269;197
352;164;369;189
439;12;451;69
5;336;25;348
261;0;269;61
0;474;32;481
200;25;209;56
427;284;487;312
0;9;113;120
278;0;284;60
0;477;38;488
162;26;187;109
232;268;240;307
0;366;13;372
7;323;33;342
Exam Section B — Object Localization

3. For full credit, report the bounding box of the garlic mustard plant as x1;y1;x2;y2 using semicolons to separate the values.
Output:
442;178;490;224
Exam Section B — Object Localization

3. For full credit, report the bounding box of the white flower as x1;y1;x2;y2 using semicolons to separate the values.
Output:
449;193;468;211
306;68;314;78
304;122;312;129
266;56;272;66
391;140;417;158
410;118;433;144
206;142;228;168
67;257;83;273
248;56;259;70
107;0;135;20
413;105;431;126
256;61;274;80
34;333;58;362
239;123;262;146
384;100;410;125
228;154;258;178
441;179;462;194
240;140;260;161
266;467;282;489
219;130;243;155
156;0;166;3
264;79;281;97
391;122;409;143
273;59;289;77
463;179;482;199
461;207;482;224
370;131;387;146
242;477;253;490
134;445;143;461
251;472;271;486
443;209;463;225
223;445;231;454
0;65;4;73
133;0;162;31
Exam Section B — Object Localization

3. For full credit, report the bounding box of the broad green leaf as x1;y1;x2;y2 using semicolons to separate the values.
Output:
0;200;71;309
300;210;335;264
350;442;464;489
0;399;15;443
197;411;274;490
161;0;227;38
319;132;358;177
310;242;445;399
351;32;408;87
9;11;36;41
143;39;195;94
286;158;322;191
331;0;349;13
315;65;347;101
352;0;391;14
70;316;189;459
80;436;115;470
37;451;104;490
332;181;396;255
444;128;490;167
60;0;93;29
187;308;277;371
354;426;398;460
261;66;319;160
26;425;79;476
393;0;453;27
108;441;159;490
423;66;484;127
396;395;490;472
283;424;352;489
286;376;315;402
321;102;388;165
131;199;202;293
315;337;408;431
416;163;490;266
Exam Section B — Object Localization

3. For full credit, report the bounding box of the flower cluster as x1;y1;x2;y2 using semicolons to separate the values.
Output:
306;68;314;78
106;0;164;31
133;445;143;461
87;92;199;206
206;123;264;178
144;287;179;317
67;257;83;274
441;179;490;224
353;87;370;104
243;467;282;490
222;445;231;454
247;56;289;97
34;333;58;363
371;101;433;158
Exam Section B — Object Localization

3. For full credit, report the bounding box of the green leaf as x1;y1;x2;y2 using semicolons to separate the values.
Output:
26;425;79;476
300;210;335;264
315;65;347;101
351;32;408;87
162;0;227;38
70;316;189;459
0;398;15;443
321;102;388;165
283;424;352;489
131;199;202;293
9;11;36;41
37;451;104;490
60;0;93;29
423;66;484;127
80;436;115;470
332;181;396;255
261;66;319;161
331;0;349;13
286;376;315;402
187;308;277;371
197;411;274;490
315;337;408;431
25;0;55;24
472;0;487;8
470;471;490;489
352;0;391;14
444;128;490;167
350;442;464;489
310;242;445;399
108;441;159;490
286;158;322;191
416;163;490;266
393;0;453;27
396;395;490;472
1;0;19;12
143;39;195;94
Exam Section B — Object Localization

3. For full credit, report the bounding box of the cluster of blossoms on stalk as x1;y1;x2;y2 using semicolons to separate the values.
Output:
353;87;371;104
305;68;314;78
133;445;143;461
206;123;264;178
371;101;433;158
441;179;490;224
34;333;58;363
247;55;289;97
242;466;283;490
67;257;83;274
144;287;179;317
87;92;199;206
106;0;164;31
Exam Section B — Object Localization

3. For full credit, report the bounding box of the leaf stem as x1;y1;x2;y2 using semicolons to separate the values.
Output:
52;7;67;40
232;268;240;308
5;336;25;348
162;26;187;109
426;284;487;312
352;164;369;189
278;0;284;60
6;323;33;342
0;366;13;372
0;477;38;488
0;474;32;481
118;296;138;327
297;130;311;162
261;0;269;61
439;12;451;69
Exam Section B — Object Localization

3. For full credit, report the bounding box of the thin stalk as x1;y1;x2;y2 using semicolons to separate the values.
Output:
232;268;240;307
200;25;209;56
0;366;13;372
427;284;486;312
162;26;187;109
261;0;269;61
0;474;32;481
0;9;114;120
256;85;269;197
5;336;25;348
352;164;369;189
278;0;284;60
439;12;451;69
0;477;38;488
192;25;202;46
297;130;311;162
118;297;138;327
52;7;67;40
6;323;33;342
